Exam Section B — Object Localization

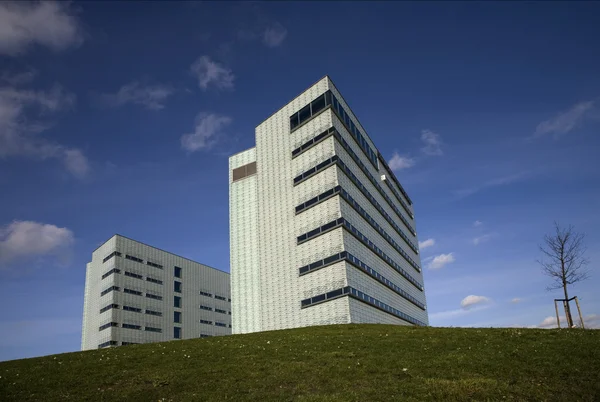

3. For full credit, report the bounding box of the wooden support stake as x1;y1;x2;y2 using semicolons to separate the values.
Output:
575;296;585;329
554;300;561;329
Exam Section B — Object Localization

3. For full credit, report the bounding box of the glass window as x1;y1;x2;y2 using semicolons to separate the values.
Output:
174;281;182;293
174;266;182;278
174;326;181;339
311;94;326;115
325;91;332;106
298;104;311;124
290;113;299;130
174;311;181;323
174;296;181;308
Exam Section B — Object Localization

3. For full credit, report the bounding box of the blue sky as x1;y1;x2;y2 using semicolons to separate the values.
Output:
1;1;599;361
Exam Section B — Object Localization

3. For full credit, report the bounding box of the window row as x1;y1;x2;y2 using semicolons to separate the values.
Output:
123;253;163;270
215;322;227;328
298;251;425;309
295;181;419;257
99;322;163;333
232;161;257;183
341;219;423;288
293;155;338;186
377;154;413;206
200;291;212;297
103;251;122;263
333;128;415;225
291;127;334;158
98;340;118;348
102;268;120;279
300;286;426;326
101;267;163;286
297;218;423;289
339;186;420;268
100;285;163;301
291;133;414;237
290;91;379;169
215;295;227;301
297;217;345;245
100;303;120;313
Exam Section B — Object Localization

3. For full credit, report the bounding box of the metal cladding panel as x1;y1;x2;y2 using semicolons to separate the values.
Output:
229;76;428;332
229;147;260;334
348;297;411;326
82;235;230;350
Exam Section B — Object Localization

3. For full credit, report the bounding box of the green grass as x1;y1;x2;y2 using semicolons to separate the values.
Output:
1;324;599;401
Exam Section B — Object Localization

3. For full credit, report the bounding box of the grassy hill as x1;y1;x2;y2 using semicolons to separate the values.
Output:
0;324;598;401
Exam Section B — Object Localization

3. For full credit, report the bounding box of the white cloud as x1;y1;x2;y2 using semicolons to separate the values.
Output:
100;81;174;110
420;129;443;156
534;100;595;139
511;297;522;304
262;22;287;47
0;1;83;56
0;220;74;266
0;84;88;177
180;112;232;152
388;152;415;171
418;238;435;250
427;252;455;270
538;313;599;329
472;234;492;245
190;56;234;91
461;295;491;309
1;68;37;85
473;220;483;227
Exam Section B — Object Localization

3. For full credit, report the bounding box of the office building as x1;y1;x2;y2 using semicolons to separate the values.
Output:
81;234;231;350
229;76;428;334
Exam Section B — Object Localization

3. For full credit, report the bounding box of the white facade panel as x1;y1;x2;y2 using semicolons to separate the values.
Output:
81;235;230;350
229;76;428;334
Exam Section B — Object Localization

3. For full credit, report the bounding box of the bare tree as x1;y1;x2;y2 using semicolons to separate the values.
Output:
537;222;590;327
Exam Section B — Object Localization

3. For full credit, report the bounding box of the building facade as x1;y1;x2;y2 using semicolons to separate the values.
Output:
81;235;231;350
230;76;428;334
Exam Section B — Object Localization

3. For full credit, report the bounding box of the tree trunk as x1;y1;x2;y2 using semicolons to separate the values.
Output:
562;282;574;327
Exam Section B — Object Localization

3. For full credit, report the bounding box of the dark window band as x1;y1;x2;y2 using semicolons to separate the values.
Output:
290;91;378;169
99;322;119;331
300;286;426;326
100;286;119;296
292;128;335;158
100;304;119;314
124;271;143;280
333;129;415;226
295;184;418;256
298;218;422;280
102;268;120;279
378;153;413;206
292;127;415;234
299;252;425;309
293;155;338;186
103;251;122;263
125;255;143;263
98;340;118;348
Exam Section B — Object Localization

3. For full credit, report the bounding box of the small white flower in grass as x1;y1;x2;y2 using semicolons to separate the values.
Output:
403;368;408;372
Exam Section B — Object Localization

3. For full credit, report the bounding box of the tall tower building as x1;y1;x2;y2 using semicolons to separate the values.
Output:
230;76;428;334
82;234;231;350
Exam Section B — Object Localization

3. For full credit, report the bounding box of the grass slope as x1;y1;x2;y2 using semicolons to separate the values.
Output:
1;324;599;401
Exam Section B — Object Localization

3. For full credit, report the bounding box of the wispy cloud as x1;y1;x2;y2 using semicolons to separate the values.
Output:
473;220;483;227
533;100;595;139
0;1;83;56
538;314;599;329
418;238;435;250
190;56;234;91
429;304;491;321
454;171;533;199
420;129;443;156
427;252;455;270
180;112;232;152
511;297;522;304
472;234;492;245
0;84;89;177
99;81;174;110
262;22;287;47
0;220;74;266
388;152;415;171
461;295;491;309
1;68;37;85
